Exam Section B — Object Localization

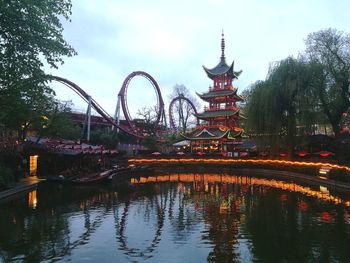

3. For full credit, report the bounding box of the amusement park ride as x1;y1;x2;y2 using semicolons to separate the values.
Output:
52;71;198;141
52;33;245;154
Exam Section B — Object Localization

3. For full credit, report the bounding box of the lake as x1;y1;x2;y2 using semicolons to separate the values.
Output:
1;171;350;262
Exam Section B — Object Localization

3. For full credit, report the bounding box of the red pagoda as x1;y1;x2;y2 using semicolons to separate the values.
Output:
182;32;245;156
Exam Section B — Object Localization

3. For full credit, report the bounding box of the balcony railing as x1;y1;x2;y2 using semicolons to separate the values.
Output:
208;86;236;92
203;105;238;112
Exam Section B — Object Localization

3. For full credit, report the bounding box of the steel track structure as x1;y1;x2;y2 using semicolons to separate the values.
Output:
168;95;199;131
52;76;143;138
115;71;167;134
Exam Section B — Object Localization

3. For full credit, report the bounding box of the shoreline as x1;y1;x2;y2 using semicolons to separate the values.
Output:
2;159;350;201
0;176;45;202
129;157;350;193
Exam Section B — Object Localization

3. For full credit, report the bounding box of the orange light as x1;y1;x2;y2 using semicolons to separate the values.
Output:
128;158;350;173
28;190;37;209
131;173;350;206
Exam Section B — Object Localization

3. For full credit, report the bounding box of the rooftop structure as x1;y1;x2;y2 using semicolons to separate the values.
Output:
183;32;246;156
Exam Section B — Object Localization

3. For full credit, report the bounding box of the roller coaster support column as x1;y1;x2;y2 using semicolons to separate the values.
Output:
113;94;121;132
162;108;167;128
87;95;92;141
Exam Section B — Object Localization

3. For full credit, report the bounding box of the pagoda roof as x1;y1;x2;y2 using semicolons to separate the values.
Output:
181;127;244;140
227;129;244;139
202;32;242;80
196;89;244;101
239;112;247;120
196;109;240;120
182;127;229;140
203;60;242;80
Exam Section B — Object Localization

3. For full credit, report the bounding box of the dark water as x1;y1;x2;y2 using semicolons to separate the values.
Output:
1;173;350;263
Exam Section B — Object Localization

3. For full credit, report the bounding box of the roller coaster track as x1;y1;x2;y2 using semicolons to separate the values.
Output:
118;71;166;130
168;95;198;131
52;76;144;139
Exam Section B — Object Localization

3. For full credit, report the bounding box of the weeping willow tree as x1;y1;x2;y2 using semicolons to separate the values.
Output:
245;29;350;159
245;57;313;151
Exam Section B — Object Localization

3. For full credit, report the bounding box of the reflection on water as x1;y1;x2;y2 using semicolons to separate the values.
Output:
132;174;350;207
28;190;37;209
0;173;350;262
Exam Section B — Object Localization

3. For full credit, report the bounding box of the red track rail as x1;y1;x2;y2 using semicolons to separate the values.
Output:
52;76;143;138
168;95;198;131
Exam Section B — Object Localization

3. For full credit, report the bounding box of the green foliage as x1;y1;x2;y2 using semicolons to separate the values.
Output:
246;57;313;149
246;28;350;152
0;80;56;139
40;100;81;140
0;0;76;83
0;165;14;190
0;0;76;138
90;130;119;149
163;133;178;147
141;135;158;150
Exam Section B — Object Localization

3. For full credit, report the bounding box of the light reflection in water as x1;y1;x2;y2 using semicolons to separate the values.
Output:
28;190;37;209
129;158;350;172
0;174;350;262
131;174;350;207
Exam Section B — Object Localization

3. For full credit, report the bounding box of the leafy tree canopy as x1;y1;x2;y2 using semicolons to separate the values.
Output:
40;100;81;140
0;0;76;138
0;0;76;87
246;28;350;151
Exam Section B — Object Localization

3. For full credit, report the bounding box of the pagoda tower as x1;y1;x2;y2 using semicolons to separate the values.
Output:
183;32;245;156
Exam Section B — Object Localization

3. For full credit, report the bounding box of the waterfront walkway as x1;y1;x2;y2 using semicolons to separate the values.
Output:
0;176;45;200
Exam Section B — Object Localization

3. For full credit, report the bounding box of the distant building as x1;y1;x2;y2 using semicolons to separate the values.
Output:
182;33;246;156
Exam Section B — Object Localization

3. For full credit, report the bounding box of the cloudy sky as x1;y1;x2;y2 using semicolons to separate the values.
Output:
48;0;350;119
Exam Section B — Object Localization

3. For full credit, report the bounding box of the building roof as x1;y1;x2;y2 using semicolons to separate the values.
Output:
182;127;243;140
239;112;247;120
203;61;242;80
172;140;190;147
202;32;242;80
24;136;118;155
196;109;240;120
196;89;244;101
182;128;228;140
227;129;244;139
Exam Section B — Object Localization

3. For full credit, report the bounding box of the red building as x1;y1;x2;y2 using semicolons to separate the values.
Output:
183;33;246;156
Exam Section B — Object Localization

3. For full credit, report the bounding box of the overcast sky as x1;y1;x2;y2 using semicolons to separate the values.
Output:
48;0;350;119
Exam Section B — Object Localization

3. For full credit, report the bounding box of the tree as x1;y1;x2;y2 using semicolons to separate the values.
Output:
90;130;120;149
238;84;257;130
136;106;159;125
40;100;81;140
246;57;315;150
305;28;350;137
169;84;200;132
0;81;57;139
0;0;76;139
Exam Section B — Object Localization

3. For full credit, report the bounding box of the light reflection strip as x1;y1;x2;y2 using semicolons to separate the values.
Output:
129;158;350;172
131;174;350;207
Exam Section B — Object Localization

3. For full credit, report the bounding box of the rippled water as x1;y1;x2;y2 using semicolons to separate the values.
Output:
1;172;350;262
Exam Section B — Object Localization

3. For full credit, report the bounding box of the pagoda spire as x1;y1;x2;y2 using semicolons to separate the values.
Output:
221;30;225;61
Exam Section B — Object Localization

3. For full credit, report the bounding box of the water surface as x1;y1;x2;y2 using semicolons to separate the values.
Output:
1;172;350;262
